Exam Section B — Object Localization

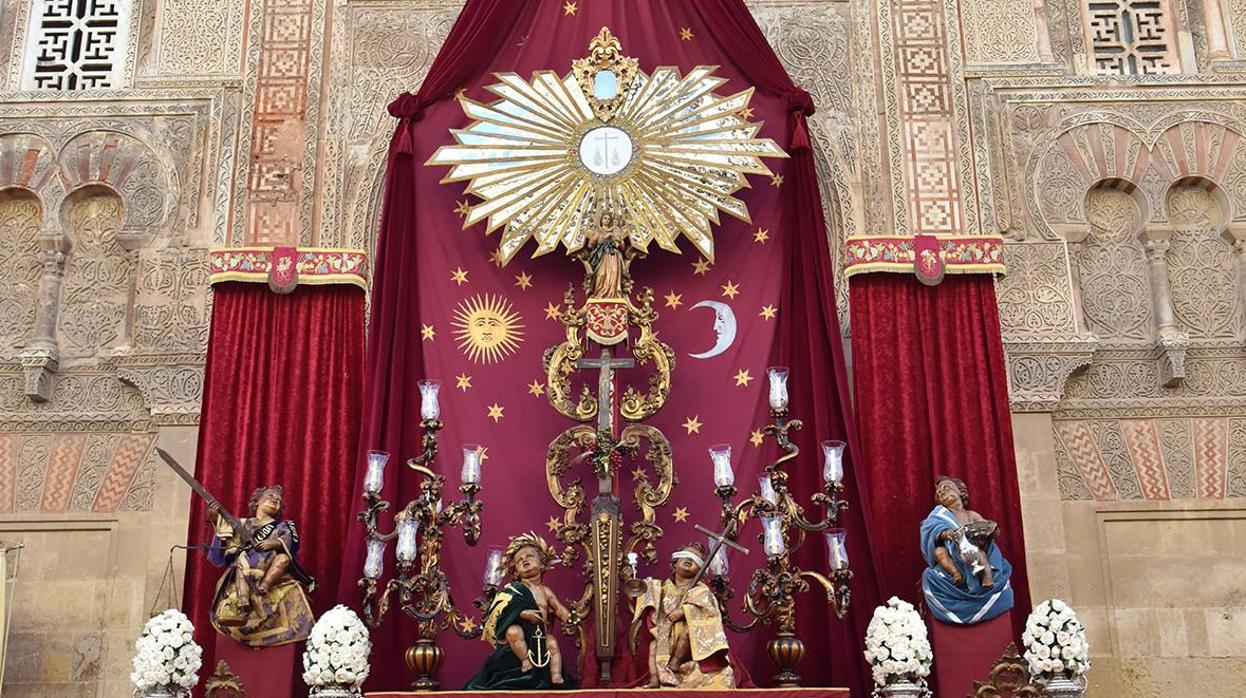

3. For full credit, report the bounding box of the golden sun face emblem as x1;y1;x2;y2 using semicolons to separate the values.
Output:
452;294;525;363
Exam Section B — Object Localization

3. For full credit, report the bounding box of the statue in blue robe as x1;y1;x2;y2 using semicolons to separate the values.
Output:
920;476;1014;625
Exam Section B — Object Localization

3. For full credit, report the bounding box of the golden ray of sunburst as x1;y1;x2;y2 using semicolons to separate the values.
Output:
426;48;787;265
452;294;525;364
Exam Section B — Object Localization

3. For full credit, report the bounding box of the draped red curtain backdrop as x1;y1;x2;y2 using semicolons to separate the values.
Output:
339;0;881;692
848;274;1032;638
183;282;365;697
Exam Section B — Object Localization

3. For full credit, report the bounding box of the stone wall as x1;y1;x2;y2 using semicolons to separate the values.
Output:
1;0;1244;695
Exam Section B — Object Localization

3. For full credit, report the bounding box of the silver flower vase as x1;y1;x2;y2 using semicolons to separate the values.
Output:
309;685;361;698
142;688;184;698
878;680;927;698
1042;676;1086;697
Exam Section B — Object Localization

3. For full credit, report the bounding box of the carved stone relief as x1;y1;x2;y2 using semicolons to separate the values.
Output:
58;189;130;359
1079;187;1153;343
960;0;1041;65
1166;186;1242;341
0;190;42;357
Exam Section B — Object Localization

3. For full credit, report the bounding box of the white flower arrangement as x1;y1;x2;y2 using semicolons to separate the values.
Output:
129;609;203;697
863;596;933;695
303;605;372;693
1023;599;1090;682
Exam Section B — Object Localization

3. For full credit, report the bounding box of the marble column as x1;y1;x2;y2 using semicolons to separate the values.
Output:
1140;227;1188;386
1203;0;1232;61
20;234;68;402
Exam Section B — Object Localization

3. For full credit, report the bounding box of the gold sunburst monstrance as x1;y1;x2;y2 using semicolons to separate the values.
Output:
426;27;787;265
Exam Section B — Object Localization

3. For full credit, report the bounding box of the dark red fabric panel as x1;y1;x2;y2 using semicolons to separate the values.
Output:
182;282;365;697
342;0;880;692
847;274;1032;637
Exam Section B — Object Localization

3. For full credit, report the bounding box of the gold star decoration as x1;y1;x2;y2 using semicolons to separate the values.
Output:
733;369;753;387
673;507;690;523
527;380;545;397
515;271;533;290
679;27;693;41
478;446;490;462
750;429;765;447
682;416;702;435
739;106;755;120
420;324;436;341
458;617;478;633
721;281;740;299
563;0;577;15
543;302;561;320
760;304;778;320
451;267;469;286
631;466;648;482
664;291;683;310
753;227;770;244
489;249;504;267
455;373;472;391
487;403;505;423
771;173;785;187
546;516;560;532
454;199;470;219
692;258;711;276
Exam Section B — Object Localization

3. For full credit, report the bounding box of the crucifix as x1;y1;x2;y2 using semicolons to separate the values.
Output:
575;345;635;681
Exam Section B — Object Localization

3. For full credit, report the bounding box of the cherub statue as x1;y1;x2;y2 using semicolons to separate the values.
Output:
920;476;1015;625
629;543;734;688
465;533;576;689
206;485;316;646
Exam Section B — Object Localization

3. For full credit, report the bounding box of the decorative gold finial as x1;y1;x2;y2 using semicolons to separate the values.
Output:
572;26;639;123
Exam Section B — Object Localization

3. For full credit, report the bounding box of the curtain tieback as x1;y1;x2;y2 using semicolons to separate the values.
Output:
781;88;816;153
388;92;427;156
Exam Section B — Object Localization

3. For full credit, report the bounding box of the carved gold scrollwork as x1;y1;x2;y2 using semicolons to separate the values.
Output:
545;288;598;422
546;425;596;513
619;424;674;562
620;288;675;421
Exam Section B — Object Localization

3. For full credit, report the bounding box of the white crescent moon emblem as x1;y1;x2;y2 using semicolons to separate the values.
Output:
688;300;738;359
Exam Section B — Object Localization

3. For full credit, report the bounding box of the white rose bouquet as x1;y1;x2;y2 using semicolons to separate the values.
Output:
863;596;933;696
1023;599;1090;682
303;605;372;695
129;609;203;697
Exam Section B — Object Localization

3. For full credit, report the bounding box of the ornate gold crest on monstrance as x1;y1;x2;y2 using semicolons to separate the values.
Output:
428;27;785;680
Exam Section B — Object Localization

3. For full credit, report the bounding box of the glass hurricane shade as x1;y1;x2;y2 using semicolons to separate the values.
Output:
709;444;733;487
759;475;778;505
821;440;846;484
484;547;505;586
761;515;786;556
396;518;419;563
364;539;386;580
363;450;389;494
707;538;729;576
826;529;849;570
461;444;482;485
766;366;789;410
418;379;441;421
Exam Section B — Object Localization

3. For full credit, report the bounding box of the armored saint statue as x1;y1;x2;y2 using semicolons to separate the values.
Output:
207;485;316;646
920;476;1014;625
630;543;734;688
466;533;577;689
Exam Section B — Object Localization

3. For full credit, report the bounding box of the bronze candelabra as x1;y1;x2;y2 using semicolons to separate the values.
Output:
356;379;490;691
707;367;853;687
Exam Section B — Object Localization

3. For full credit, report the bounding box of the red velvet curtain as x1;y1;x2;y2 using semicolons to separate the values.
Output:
848;274;1031;637
183;282;365;695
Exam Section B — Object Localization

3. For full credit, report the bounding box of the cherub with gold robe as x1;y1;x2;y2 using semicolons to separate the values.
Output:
630;543;734;688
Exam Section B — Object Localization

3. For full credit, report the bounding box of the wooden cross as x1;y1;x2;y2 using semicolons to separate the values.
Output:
576;347;635;490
